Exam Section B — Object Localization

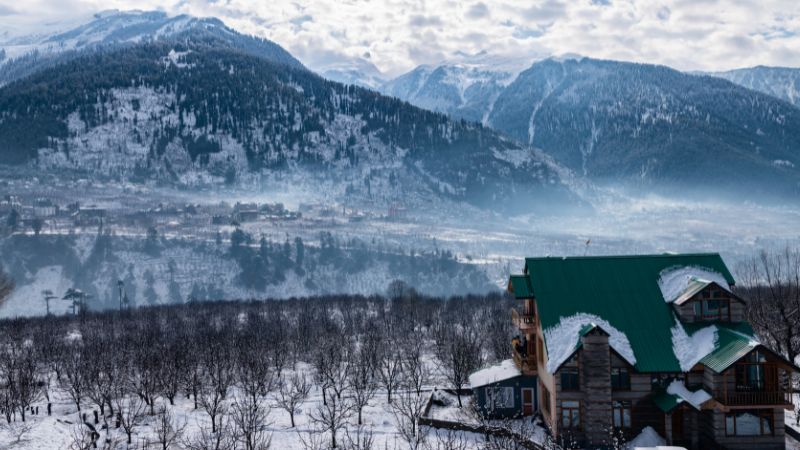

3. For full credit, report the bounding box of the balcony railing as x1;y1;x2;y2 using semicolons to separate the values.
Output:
511;308;536;331
715;390;793;406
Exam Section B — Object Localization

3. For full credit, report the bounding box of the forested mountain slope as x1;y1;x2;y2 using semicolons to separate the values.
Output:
0;42;578;212
387;57;800;198
487;58;800;196
710;66;800;108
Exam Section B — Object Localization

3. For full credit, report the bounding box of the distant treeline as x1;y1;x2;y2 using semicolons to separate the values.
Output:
0;229;492;310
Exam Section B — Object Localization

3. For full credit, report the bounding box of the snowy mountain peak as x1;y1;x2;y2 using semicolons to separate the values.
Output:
318;58;386;89
709;65;800;107
380;51;541;124
0;9;304;85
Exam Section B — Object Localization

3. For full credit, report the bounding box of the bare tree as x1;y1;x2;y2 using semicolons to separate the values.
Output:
151;405;187;450
399;335;431;397
389;389;430;450
434;325;483;407
12;345;41;422
377;335;404;405
425;429;471;450
295;424;327;450
114;394;146;444
183;416;235;450
737;247;800;362
60;341;88;412
274;372;311;428
308;394;353;449
343;424;375;450
348;347;378;425
199;342;233;434
230;392;272;450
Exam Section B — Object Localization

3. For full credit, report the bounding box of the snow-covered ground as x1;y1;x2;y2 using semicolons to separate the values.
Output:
0;266;73;317
0;368;485;449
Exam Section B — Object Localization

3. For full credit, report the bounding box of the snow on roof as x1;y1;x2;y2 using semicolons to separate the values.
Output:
658;266;730;303
671;321;718;372
666;380;712;410
543;313;636;373
468;359;521;388
627;426;666;449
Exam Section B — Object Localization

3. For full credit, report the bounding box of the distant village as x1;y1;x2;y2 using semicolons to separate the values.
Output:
0;191;409;239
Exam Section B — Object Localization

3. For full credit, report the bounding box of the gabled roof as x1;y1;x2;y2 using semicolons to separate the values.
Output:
692;322;800;373
658;265;733;304
521;253;736;373
469;359;522;388
688;322;758;373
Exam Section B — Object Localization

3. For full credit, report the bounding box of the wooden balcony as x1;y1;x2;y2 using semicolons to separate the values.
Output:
715;390;793;407
512;344;536;374
511;307;536;332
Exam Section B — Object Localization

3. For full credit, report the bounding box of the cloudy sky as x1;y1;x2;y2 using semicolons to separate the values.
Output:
1;0;799;77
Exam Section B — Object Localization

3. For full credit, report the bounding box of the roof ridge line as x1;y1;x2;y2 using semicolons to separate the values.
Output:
525;252;721;260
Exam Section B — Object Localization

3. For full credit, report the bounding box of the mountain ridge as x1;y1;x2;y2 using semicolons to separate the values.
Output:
0;41;580;213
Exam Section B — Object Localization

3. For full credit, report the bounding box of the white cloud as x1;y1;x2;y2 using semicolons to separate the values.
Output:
0;0;798;77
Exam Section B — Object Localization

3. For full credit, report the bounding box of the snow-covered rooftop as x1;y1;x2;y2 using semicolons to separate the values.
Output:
658;266;730;303
666;380;712;410
468;359;521;388
670;321;718;372
543;313;636;373
627;426;667;449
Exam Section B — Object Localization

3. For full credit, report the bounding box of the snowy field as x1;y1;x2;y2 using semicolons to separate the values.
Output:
0;366;486;450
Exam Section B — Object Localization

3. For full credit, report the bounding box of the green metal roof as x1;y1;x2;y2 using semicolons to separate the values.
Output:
652;391;682;413
523;253;736;373
693;322;759;373
508;274;533;298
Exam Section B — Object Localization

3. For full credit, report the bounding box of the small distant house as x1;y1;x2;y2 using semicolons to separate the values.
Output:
33;198;58;217
471;253;798;450
469;359;537;419
73;207;106;226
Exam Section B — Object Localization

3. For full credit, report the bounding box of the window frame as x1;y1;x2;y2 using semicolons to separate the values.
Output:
725;409;774;436
486;386;514;410
692;289;732;321
560;400;581;431
611;367;631;391
611;400;632;429
560;367;580;391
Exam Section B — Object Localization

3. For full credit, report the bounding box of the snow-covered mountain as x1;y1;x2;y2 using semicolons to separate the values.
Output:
380;51;536;124
0;9;304;85
0;39;580;214
709;66;800;107
319;58;386;89
384;55;800;199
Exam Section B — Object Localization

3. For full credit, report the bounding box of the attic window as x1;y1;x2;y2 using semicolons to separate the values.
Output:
693;297;730;321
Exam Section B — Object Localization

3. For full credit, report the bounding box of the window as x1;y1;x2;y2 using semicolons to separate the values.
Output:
611;367;631;390
612;401;632;429
560;400;581;430
692;291;731;321
561;367;579;391
735;350;768;391
725;410;773;436
485;386;514;409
